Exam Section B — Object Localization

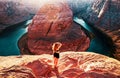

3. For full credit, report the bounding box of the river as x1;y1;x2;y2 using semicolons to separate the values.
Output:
0;18;112;57
0;21;30;56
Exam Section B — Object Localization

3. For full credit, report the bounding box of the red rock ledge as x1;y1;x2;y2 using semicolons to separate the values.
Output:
0;52;120;78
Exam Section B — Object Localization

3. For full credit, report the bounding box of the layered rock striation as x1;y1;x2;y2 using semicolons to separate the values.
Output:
0;52;120;78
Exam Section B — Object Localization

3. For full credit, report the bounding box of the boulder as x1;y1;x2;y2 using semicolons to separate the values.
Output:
18;1;90;55
28;1;73;39
76;0;120;60
0;52;120;78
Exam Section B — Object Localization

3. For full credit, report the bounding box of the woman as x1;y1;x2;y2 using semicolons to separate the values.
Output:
52;42;62;68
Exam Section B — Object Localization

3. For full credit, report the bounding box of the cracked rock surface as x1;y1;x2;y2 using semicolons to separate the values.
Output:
0;52;120;78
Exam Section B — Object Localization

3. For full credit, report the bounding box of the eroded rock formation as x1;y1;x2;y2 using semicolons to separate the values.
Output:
0;52;120;78
77;0;120;60
28;1;73;39
18;1;90;55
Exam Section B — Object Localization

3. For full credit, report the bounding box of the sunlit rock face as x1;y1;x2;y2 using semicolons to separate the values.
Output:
26;1;90;55
0;52;120;78
28;1;73;39
76;0;120;60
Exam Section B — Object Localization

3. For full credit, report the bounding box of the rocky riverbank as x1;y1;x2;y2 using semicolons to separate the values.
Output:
77;0;120;60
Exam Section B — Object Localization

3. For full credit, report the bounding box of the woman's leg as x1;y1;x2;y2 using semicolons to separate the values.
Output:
54;57;58;68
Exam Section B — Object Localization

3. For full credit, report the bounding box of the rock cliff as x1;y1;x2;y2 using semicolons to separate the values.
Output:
77;0;120;60
18;1;90;55
0;52;120;78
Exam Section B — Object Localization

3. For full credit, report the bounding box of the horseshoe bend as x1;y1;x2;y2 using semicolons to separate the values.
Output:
0;0;120;78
